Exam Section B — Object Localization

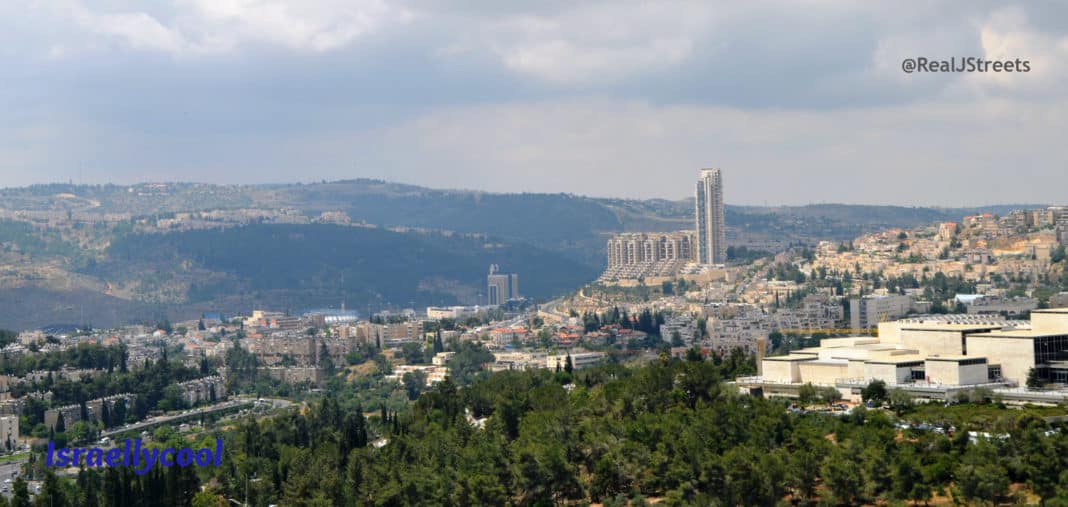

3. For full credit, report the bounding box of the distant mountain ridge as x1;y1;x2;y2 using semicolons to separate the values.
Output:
0;179;1049;329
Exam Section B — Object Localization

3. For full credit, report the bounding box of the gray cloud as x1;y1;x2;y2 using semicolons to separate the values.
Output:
0;1;1065;205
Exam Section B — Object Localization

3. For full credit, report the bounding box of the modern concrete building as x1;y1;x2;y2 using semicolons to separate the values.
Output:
491;351;548;371
695;168;726;265
967;309;1068;384
601;231;698;281
261;366;324;386
964;295;1038;316
0;415;17;448
426;305;493;320
850;294;914;330
45;393;137;430
606;231;696;268
660;315;699;345
755;309;1068;398
546;351;606;370
176;376;227;406
487;264;520;305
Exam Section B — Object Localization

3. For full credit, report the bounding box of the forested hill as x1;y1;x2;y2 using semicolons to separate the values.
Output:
49;354;1068;505
0;180;1043;265
82;224;598;316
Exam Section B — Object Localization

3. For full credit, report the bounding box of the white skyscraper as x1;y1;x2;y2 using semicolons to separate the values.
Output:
695;168;726;264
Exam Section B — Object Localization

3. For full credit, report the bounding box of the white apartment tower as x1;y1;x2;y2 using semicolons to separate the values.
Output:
695;168;726;264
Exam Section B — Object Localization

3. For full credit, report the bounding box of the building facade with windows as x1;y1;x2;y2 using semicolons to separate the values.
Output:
487;264;520;305
695;168;726;265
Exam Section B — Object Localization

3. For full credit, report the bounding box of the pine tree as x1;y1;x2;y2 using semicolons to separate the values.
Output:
100;402;111;429
77;468;100;507
38;470;66;507
11;477;30;507
114;399;127;427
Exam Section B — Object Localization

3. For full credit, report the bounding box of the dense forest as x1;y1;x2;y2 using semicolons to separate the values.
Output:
17;352;1068;506
88;224;600;310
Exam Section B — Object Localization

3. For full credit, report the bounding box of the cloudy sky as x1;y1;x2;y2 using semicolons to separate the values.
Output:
2;1;1066;205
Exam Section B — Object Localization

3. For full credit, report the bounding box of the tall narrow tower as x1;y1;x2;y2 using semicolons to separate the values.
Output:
695;168;726;264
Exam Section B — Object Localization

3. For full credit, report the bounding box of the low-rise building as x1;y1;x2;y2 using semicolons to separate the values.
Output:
546;351;606;371
660;315;698;345
492;351;547;371
850;294;914;330
261;366;323;386
176;376;227;406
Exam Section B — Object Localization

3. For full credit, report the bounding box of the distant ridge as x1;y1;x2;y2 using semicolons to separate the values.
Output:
0;179;1051;329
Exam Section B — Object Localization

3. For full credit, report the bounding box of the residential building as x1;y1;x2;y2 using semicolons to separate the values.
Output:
432;352;455;366
660;315;698;345
601;231;697;281
546;352;606;370
850;294;914;330
487;264;520;305
695;168;727;265
386;365;449;386
261;366;323;386
175;376;227;406
45;393;137;430
1052;206;1068;246
492;351;547;371
426;305;494;320
963;295;1038;316
0;416;17;448
937;222;958;241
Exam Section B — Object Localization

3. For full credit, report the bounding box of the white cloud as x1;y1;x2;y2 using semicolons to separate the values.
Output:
179;0;411;52
65;2;191;53
35;0;411;55
343;97;1068;205
969;7;1068;93
3;1;1068;205
459;1;716;85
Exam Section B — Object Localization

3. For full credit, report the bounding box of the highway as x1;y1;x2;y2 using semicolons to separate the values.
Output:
0;458;27;498
102;397;293;438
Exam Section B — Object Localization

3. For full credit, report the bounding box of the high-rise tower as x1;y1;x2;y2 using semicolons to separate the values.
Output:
695;168;726;264
487;264;520;305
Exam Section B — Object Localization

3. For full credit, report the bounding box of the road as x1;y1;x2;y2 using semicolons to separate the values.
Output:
0;459;26;499
102;397;293;438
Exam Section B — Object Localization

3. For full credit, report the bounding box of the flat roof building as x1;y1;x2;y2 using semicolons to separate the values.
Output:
758;308;1068;391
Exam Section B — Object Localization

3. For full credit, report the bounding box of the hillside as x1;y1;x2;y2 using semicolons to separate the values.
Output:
64;224;598;326
1;180;1042;263
0;179;1050;329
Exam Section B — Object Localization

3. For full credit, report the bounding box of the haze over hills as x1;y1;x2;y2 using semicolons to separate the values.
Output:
0;179;1048;329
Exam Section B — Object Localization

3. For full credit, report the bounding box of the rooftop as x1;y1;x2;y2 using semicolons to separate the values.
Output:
899;323;1005;331
925;355;983;362
763;355;818;362
865;354;926;365
968;329;1068;339
802;359;849;366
